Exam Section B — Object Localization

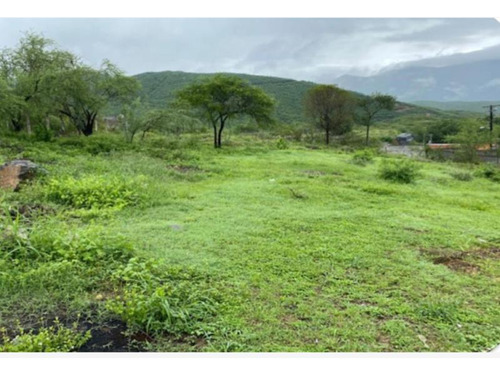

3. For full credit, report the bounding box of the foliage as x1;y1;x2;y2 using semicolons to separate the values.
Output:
0;212;134;265
0;320;91;352
276;137;289;150
450;119;491;163
46;175;142;209
0;32;140;137
475;165;500;182
379;159;420;183
56;60;140;136
121;99;202;142
412;119;462;144
106;258;220;336
351;149;375;165
176;74;275;148
304;84;356;144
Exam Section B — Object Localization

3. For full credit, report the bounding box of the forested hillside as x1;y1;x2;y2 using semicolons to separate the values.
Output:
134;71;454;123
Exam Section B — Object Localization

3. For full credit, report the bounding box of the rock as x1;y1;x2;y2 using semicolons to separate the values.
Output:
0;160;39;191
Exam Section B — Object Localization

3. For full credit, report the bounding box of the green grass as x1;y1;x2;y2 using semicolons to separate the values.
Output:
1;132;499;352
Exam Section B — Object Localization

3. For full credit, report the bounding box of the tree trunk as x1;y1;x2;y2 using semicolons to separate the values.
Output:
217;120;225;148
213;124;218;148
325;127;330;145
365;124;370;146
82;112;97;136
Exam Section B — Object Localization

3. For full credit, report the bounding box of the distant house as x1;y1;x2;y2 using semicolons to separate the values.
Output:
396;133;414;145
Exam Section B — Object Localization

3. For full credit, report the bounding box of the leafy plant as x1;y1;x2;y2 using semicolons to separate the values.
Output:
351;149;375;166
0;320;91;352
276;137;289;150
475;165;500;182
106;258;220;337
379;159;420;183
46;175;142;209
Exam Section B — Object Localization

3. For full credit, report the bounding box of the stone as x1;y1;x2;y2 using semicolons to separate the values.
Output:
0;160;39;191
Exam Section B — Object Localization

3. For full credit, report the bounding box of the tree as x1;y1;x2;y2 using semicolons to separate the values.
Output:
304;85;356;145
56;61;140;136
1;32;140;137
357;93;396;145
121;99;202;142
176;74;275;148
0;32;77;133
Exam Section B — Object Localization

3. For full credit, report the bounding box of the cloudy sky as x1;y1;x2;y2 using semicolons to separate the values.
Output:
0;18;499;82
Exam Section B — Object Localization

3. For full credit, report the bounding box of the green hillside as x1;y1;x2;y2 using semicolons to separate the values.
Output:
412;100;499;114
134;71;456;123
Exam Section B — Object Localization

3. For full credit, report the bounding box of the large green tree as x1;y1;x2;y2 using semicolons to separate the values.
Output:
176;74;275;148
1;32;139;136
0;32;76;133
56;61;140;136
357;93;396;145
304;85;356;145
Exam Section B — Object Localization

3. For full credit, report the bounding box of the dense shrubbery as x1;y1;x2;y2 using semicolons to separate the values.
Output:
476;165;500;182
46;176;142;209
379;159;420;183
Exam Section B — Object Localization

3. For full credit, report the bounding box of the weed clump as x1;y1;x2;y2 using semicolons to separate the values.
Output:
46;175;141;209
351;149;375;166
379;159;420;184
106;258;221;337
0;320;90;352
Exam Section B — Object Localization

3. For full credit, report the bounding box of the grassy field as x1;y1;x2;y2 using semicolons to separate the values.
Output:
1;133;499;352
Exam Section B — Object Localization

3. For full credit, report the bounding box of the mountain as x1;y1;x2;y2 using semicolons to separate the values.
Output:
411;100;500;114
334;60;500;102
134;70;453;124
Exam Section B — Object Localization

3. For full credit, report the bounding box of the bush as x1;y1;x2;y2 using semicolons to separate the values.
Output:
476;165;500;182
106;258;221;337
46;175;141;209
0;320;91;352
379;159;420;183
276;137;289;150
351;149;375;165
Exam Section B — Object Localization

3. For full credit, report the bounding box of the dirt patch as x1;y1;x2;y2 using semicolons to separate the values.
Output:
422;247;500;273
78;319;152;352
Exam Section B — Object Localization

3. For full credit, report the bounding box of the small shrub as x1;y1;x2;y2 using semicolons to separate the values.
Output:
276;137;289;150
351;149;374;166
33;125;54;142
379;159;420;184
106;258;221;337
46;175;141;209
0;320;91;352
476;165;500;182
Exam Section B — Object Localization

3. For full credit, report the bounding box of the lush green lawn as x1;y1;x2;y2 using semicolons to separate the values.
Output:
1;133;499;352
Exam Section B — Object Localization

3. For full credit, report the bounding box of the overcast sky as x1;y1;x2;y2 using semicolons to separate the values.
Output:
1;18;499;82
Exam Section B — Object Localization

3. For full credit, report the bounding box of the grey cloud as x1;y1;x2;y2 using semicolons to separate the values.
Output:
0;18;499;82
